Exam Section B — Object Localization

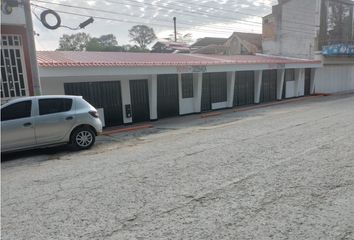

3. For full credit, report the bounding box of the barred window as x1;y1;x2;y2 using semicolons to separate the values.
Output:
1;35;28;99
182;73;194;98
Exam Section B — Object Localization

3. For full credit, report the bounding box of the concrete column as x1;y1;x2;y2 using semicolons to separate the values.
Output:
120;80;133;124
254;70;263;104
310;68;316;94
193;73;203;113
227;72;236;108
277;69;285;100
149;75;158;120
295;68;305;97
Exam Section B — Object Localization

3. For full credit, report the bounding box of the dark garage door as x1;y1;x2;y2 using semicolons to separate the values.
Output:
157;74;179;118
201;72;227;112
64;81;123;127
305;68;311;96
261;70;277;103
130;79;150;123
234;71;255;106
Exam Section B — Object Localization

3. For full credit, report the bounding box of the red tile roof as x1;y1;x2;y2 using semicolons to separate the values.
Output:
37;51;321;68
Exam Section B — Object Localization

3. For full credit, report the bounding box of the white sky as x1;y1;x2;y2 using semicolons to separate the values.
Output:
31;0;277;50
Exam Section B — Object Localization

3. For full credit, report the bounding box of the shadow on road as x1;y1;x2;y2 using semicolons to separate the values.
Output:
1;145;71;163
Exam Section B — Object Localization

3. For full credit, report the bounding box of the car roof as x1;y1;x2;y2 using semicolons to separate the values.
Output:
1;95;83;108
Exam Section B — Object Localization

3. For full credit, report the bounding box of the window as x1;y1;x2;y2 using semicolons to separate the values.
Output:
285;69;295;81
1;35;27;99
319;0;354;48
1;100;32;121
39;98;73;115
182;73;194;98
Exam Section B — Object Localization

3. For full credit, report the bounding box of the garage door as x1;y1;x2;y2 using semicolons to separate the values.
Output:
201;72;227;112
305;68;311;96
64;81;123;127
130;79;150;123
234;71;255;106
261;70;277;103
157;74;179;118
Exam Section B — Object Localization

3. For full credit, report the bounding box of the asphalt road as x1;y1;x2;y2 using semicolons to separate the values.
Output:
2;94;354;240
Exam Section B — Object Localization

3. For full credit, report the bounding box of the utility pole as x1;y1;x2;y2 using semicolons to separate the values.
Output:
23;0;41;95
173;17;177;42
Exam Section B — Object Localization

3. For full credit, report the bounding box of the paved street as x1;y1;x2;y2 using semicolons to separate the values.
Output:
2;93;354;240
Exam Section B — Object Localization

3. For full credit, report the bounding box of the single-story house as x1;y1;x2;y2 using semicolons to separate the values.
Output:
37;51;322;127
190;37;228;51
151;41;190;53
191;32;262;55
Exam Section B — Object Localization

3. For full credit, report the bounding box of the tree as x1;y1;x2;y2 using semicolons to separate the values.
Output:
97;34;118;47
57;33;91;51
122;44;149;52
128;25;157;50
57;33;150;52
164;32;193;44
86;34;121;51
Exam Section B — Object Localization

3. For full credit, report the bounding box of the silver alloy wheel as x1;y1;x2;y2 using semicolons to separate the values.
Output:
75;130;93;147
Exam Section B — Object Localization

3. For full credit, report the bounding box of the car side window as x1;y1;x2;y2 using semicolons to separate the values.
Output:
39;98;73;116
1;100;32;121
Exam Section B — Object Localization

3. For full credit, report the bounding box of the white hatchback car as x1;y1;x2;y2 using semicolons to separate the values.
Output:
1;96;103;153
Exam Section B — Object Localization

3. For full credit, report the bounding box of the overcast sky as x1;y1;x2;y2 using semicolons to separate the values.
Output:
31;0;277;50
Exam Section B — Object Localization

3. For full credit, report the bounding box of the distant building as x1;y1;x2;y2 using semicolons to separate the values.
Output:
151;41;190;53
262;0;354;93
1;0;39;102
190;37;228;52
191;33;262;55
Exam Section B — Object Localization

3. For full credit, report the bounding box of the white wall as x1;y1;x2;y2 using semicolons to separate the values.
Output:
179;73;205;115
315;64;354;93
1;6;26;25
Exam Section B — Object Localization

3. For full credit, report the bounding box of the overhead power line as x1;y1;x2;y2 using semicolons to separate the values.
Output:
106;0;319;28
31;1;318;36
31;4;240;35
33;0;261;27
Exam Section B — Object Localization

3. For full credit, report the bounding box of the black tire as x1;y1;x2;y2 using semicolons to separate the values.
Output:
70;127;96;150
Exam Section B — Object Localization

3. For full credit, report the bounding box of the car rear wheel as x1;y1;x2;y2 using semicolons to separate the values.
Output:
70;127;95;150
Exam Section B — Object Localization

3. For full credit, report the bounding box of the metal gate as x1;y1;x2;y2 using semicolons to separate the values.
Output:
157;74;179;118
1;35;29;100
201;72;227;112
234;71;255;106
130;79;150;123
261;70;277;103
64;81;123;127
305;68;311;96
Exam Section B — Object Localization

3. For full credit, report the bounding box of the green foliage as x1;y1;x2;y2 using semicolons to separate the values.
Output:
57;32;152;52
58;32;91;51
164;32;193;44
128;25;157;49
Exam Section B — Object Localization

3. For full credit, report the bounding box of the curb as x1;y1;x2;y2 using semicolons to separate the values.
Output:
103;124;153;136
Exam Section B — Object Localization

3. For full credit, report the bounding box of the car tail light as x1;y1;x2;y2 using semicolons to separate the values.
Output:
89;110;99;118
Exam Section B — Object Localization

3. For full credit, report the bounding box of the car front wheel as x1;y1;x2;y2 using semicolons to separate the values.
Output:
71;127;96;150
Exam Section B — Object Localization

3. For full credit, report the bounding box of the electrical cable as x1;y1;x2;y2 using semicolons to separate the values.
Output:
31;1;317;36
106;0;319;28
31;4;239;35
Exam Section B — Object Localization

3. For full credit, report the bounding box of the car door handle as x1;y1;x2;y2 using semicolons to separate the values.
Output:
23;122;32;127
66;116;74;120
